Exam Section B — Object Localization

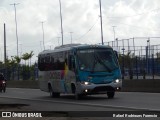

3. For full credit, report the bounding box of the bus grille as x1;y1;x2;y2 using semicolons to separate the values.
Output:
92;86;115;93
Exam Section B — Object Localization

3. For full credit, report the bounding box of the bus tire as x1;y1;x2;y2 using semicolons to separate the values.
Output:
74;87;82;100
107;91;115;99
75;93;82;100
49;85;60;98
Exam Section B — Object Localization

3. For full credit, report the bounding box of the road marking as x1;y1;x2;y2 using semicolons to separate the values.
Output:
0;96;159;111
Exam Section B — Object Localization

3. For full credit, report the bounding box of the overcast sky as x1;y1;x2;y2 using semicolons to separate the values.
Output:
0;0;160;63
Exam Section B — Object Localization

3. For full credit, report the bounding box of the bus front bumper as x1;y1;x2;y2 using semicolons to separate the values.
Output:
76;80;122;95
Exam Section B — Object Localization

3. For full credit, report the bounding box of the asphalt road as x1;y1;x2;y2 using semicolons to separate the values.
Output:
0;88;160;118
0;88;160;119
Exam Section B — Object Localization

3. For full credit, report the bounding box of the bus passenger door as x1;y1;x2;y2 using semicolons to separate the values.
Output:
64;55;76;93
69;55;75;71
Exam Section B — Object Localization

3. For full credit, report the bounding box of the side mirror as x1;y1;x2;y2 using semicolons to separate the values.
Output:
114;50;118;58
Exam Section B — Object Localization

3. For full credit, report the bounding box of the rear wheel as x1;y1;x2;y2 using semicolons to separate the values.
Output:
107;91;115;99
49;85;60;98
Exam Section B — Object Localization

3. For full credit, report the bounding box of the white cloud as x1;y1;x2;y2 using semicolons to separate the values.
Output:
0;0;160;62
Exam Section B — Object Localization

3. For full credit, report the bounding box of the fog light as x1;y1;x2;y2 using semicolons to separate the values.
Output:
116;87;121;90
85;89;88;92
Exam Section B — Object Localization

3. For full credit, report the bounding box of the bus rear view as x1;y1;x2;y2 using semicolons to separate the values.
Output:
38;44;122;100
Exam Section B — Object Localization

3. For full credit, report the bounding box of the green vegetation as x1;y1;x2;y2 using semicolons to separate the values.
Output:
0;51;37;80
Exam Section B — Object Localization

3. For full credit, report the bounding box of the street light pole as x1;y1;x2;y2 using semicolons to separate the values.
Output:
112;26;116;47
41;21;45;50
99;0;104;45
10;3;19;56
59;0;64;45
4;23;6;64
40;41;42;51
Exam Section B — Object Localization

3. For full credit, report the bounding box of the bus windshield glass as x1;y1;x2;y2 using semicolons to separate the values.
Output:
77;48;118;72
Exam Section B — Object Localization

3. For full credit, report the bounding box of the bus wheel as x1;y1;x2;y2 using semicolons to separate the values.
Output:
75;88;82;100
107;91;115;99
75;93;82;100
49;85;60;98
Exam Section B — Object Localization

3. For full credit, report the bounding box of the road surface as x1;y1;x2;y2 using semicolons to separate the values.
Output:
0;88;160;118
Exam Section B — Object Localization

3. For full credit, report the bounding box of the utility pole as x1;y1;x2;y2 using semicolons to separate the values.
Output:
40;41;42;51
59;0;64;45
41;21;45;50
10;3;19;56
70;32;73;44
99;0;104;45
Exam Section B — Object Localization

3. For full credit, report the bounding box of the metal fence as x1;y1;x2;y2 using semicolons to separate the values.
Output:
103;37;160;79
0;63;38;81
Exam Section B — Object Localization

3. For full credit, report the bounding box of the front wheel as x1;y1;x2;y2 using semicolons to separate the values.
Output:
74;87;82;100
107;91;115;99
75;93;82;100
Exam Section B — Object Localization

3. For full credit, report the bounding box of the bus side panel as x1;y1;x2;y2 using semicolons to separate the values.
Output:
39;71;49;92
50;70;77;94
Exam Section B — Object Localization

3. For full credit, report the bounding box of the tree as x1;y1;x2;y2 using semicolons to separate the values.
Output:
118;51;133;79
21;52;30;66
21;51;34;80
28;51;34;66
14;56;21;64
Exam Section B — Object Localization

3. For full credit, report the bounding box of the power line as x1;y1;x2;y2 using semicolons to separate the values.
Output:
75;17;99;41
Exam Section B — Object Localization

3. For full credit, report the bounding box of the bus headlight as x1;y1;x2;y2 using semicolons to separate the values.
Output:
114;79;121;83
81;81;91;85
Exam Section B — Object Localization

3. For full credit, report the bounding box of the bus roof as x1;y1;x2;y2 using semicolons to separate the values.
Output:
38;44;112;55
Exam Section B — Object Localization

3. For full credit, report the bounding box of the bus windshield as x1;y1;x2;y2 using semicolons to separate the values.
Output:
77;48;118;72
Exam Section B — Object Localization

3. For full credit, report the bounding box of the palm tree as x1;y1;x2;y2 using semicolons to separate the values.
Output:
14;56;21;64
21;51;34;80
28;51;34;66
21;52;30;66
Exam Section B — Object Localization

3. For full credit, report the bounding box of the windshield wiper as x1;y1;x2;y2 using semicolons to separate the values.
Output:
91;53;112;73
91;54;98;73
95;55;112;72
